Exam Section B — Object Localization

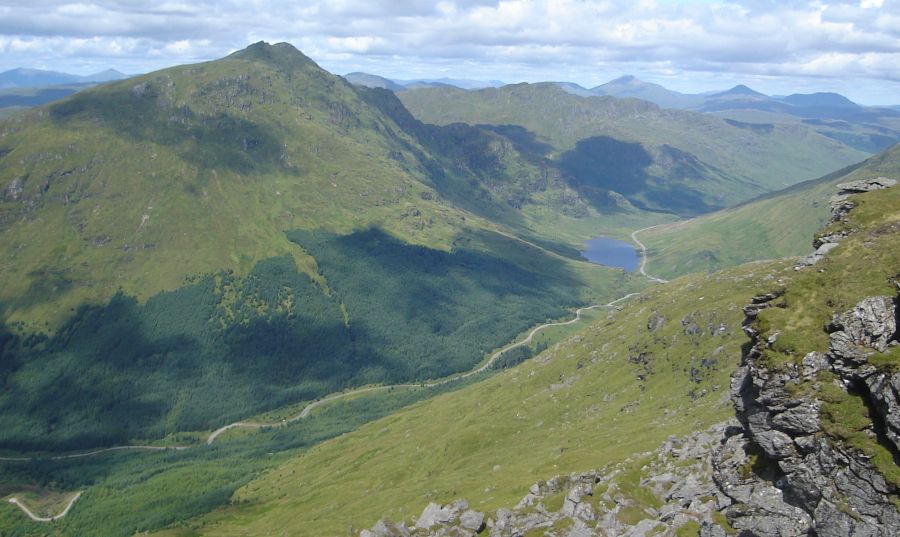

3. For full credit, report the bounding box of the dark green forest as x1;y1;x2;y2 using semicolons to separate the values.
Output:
0;228;586;451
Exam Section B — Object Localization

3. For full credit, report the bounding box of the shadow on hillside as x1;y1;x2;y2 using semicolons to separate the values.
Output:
355;87;531;229
558;136;721;216
0;260;385;452
289;226;585;377
49;81;287;176
478;124;553;158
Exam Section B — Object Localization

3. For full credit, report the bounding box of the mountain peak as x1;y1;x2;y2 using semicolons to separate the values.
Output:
228;41;319;71
717;84;766;97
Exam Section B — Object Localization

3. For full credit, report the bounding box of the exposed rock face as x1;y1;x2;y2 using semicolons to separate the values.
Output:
725;177;900;535
724;289;900;536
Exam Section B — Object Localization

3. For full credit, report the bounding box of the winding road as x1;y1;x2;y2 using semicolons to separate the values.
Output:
8;492;83;522
206;292;640;444
631;225;669;283
0;445;190;463
3;224;668;522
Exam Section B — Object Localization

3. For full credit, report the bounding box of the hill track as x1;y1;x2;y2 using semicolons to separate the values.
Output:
631;225;670;283
7;492;83;522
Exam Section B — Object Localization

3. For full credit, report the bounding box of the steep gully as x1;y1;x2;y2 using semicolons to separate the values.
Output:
2;226;667;522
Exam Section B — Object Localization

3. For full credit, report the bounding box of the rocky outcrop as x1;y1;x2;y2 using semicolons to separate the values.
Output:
723;288;900;536
722;176;900;534
359;425;738;537
359;299;899;536
361;500;485;537
796;176;896;267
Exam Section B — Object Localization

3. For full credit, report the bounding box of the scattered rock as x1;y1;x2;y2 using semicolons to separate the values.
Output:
3;178;23;201
415;503;455;529
647;311;666;332
459;510;484;532
836;177;897;195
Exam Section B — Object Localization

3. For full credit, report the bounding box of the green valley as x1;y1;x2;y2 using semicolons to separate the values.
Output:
0;38;897;537
144;147;898;537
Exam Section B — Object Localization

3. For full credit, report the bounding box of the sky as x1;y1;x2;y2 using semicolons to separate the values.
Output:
0;0;898;104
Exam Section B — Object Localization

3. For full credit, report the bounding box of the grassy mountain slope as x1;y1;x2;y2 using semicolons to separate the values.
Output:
151;258;793;537
0;42;468;328
398;83;868;214
640;144;900;279
0;42;629;450
150;157;898;537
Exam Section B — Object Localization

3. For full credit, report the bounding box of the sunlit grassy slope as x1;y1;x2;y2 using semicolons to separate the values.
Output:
0;42;473;329
153;164;898;537
0;42;640;450
154;258;794;537
640;144;900;279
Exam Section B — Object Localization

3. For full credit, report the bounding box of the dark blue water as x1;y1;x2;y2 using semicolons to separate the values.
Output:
581;236;640;272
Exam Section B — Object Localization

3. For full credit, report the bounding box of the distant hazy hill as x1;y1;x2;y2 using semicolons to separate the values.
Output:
0;67;128;88
549;78;900;151
0;69;131;116
781;91;858;108
343;72;506;92
641;143;900;278
399;83;867;214
395;77;505;89
343;72;405;91
699;84;899;118
591;75;705;109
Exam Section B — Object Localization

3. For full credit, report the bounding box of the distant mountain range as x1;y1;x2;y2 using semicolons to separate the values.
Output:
344;71;900;154
343;72;504;91
0;68;132;113
346;70;898;115
0;67;129;88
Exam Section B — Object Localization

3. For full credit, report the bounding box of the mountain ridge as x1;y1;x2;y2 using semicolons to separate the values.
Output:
0;67;128;88
398;82;868;214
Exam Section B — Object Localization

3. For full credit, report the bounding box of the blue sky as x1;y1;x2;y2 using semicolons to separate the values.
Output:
0;0;898;104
